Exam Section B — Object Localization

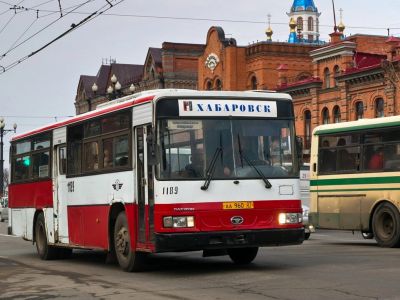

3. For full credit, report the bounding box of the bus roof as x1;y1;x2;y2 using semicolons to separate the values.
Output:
313;115;400;136
12;89;292;142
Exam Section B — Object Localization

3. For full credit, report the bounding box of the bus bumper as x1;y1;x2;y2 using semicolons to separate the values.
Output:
154;228;304;252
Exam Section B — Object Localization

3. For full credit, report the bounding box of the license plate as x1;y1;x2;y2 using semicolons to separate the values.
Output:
222;201;254;210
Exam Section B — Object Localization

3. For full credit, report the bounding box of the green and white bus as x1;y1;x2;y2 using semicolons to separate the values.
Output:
309;116;400;247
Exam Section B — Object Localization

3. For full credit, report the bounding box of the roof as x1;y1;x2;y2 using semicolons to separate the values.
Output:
78;75;96;97
313;115;400;136
109;63;143;86
291;0;317;12
14;89;293;141
148;48;162;67
342;52;386;76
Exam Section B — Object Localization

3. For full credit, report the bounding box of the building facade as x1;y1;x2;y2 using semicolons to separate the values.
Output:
75;43;204;114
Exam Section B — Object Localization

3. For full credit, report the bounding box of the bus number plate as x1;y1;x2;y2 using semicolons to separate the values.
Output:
222;201;254;210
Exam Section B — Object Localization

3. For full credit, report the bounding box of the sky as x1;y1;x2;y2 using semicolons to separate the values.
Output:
1;0;400;167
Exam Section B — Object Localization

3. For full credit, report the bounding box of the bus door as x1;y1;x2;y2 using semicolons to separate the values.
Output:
135;125;155;247
53;145;69;244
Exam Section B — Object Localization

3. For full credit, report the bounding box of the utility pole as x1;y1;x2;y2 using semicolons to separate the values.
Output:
0;118;17;197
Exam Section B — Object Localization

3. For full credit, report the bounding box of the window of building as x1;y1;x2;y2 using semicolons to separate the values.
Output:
251;76;258;90
215;79;222;91
297;17;303;31
322;108;330;124
333;65;340;87
355;101;364;120
324;68;330;89
333;106;341;123
206;80;212;90
375;98;384;118
308;17;313;31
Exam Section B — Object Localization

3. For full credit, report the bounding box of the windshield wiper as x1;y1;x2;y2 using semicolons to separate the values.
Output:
201;147;222;191
237;135;272;189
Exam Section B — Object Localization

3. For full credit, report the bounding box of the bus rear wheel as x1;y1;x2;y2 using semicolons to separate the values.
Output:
35;213;58;260
227;247;258;265
114;211;146;272
372;203;400;248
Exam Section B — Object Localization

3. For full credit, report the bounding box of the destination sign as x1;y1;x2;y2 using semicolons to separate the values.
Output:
178;99;277;117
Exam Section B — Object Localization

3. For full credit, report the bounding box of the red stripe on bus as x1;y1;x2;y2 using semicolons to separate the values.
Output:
12;95;154;141
67;203;138;251
8;180;53;209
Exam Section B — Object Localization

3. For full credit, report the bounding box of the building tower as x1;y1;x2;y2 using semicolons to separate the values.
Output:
287;0;321;43
265;14;273;42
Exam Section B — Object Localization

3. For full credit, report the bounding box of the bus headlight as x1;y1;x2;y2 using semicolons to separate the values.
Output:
278;213;302;225
163;216;195;228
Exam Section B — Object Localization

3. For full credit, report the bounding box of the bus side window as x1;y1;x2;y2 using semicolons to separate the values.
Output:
59;147;67;175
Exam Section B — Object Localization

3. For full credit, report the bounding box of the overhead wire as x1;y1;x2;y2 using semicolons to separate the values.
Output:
0;0;95;60
0;0;125;74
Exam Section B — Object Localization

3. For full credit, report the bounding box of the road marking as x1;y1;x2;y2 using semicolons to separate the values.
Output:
0;233;18;238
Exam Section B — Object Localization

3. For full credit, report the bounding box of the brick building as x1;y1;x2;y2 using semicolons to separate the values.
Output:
75;0;400;163
75;42;204;114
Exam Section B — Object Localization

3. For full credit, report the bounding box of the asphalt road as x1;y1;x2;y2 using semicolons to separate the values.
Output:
0;221;399;300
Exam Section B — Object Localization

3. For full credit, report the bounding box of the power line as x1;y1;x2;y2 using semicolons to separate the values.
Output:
0;0;95;60
0;0;125;74
4;8;400;32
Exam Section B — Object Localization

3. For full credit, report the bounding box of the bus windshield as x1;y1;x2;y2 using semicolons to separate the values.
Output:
157;118;298;180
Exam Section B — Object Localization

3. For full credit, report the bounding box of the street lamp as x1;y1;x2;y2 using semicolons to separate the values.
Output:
107;74;122;100
0;118;17;197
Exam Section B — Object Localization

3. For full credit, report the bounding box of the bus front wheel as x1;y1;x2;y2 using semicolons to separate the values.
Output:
35;213;58;260
372;203;400;248
114;211;146;272
227;247;258;264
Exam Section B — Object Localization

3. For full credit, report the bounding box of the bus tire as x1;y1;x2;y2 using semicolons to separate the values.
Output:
114;211;146;272
227;247;258;265
35;213;58;260
372;203;400;248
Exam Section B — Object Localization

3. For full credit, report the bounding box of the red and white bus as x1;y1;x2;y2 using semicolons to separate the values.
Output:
9;89;304;271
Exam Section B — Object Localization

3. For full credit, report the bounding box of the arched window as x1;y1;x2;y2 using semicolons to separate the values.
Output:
375;98;384;118
333;65;340;87
308;17;313;31
355;101;364;120
322;107;330;124
215;79;222;91
297;17;303;31
251;76;258;90
206;80;212;90
324;68;330;89
333;106;341;123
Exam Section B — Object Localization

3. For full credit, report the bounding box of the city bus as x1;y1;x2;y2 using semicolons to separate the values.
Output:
8;89;304;271
309;116;400;247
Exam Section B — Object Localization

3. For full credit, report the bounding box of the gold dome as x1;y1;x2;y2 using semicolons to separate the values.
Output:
338;21;345;33
265;26;273;40
289;18;297;32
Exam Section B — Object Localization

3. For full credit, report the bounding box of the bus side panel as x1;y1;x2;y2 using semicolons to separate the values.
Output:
8;181;53;209
9;208;27;237
125;203;138;251
68;205;110;249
